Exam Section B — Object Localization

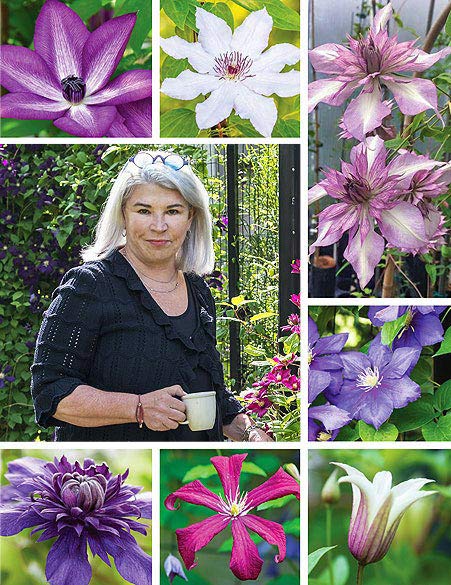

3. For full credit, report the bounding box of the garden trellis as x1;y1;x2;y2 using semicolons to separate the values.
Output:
0;143;299;440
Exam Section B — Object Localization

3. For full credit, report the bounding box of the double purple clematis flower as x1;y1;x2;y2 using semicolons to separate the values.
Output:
0;456;152;585
327;338;420;430
0;0;152;137
309;135;450;288
165;453;299;581
368;305;445;350
308;2;451;140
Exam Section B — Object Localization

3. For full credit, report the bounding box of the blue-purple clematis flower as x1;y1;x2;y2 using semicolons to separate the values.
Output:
308;316;348;402
308;2;451;140
0;455;152;585
309;136;450;288
327;337;421;429
0;0;152;137
308;403;351;442
368;305;445;350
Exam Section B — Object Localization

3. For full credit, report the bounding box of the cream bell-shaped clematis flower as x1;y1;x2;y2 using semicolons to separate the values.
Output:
332;462;436;566
160;7;300;137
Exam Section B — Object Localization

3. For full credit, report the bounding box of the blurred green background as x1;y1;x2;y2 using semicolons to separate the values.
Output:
309;449;451;585
160;449;300;584
0;448;152;584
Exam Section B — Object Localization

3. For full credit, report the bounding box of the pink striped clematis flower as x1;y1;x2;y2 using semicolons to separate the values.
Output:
308;2;451;140
332;462;436;567
164;453;300;581
0;0;152;137
309;135;450;288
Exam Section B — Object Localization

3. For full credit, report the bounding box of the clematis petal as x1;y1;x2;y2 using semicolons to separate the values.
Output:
314;333;348;356
117;98;152;137
382;76;438;116
342;82;392;140
34;0;89;81
54;104;117;137
106;534;152;585
251;43;300;73
83;13;137;96
384;347;421;378
46;532;91;585
176;514;230;570
413;314;444;346
355;386;395;429
230;519;264;580
340;352;372;378
0;507;43;536
344;222;385;289
161;70;221;100
309;370;332;402
246;467;299;510
378;202;428;251
308;181;328;204
0;92;68;120
371;2;392;32
196;7;232;56
309;43;356;74
230;8;272;58
164;480;224;513
379;377;420;410
196;84;236;129
0;45;61;99
308;78;358;112
308;404;351;432
233;84;277;137
211;453;247;500
87;533;111;566
388;479;436;530
106;114;136;137
84;70;152;105
406;47;451;72
160;36;215;73
243;70;300;97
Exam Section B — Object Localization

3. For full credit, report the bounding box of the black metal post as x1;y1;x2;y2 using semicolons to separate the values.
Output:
226;145;241;391
434;310;451;384
278;145;300;343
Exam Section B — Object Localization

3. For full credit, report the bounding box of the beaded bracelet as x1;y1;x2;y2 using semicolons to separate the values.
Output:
135;395;144;428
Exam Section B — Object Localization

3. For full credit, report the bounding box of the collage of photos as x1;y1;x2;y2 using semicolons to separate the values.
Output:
0;1;449;584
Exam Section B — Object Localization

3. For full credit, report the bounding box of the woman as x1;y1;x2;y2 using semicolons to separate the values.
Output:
31;150;272;442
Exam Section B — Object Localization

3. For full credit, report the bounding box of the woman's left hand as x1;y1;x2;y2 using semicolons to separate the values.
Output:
247;427;274;442
223;413;274;442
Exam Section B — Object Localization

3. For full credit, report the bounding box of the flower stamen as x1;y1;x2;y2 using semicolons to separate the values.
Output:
356;366;382;391
213;51;254;81
61;75;86;104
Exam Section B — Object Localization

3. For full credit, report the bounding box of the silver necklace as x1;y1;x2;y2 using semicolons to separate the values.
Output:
122;248;180;294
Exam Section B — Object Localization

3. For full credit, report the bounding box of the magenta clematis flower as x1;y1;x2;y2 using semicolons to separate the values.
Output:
0;0;152;137
0;455;152;585
308;2;451;140
164;453;299;581
309;136;450;288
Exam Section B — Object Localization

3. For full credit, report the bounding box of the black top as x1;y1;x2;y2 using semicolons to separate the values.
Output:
30;249;243;441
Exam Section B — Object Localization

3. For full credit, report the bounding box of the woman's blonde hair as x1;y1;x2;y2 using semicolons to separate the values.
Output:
81;150;215;275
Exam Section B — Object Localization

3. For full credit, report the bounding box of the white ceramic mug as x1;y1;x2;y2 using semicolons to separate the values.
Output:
180;391;216;431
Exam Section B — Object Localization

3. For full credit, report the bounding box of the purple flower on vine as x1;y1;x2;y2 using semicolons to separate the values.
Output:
308;2;451;139
308;403;351;442
0;364;15;388
0;455;152;585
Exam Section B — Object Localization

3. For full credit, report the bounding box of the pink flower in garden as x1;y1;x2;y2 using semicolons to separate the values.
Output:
308;2;451;140
291;259;300;274
290;293;300;308
309;136;450;288
164;454;299;581
244;389;273;417
281;313;300;335
0;0;152;137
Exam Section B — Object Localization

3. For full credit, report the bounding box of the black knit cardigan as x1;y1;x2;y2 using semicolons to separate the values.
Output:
31;249;243;441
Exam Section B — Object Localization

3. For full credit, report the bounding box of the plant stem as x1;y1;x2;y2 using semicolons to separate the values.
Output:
356;563;365;585
382;254;396;298
326;505;334;585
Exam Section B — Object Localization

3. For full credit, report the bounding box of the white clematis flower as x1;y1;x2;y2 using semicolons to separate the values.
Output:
332;462;436;566
160;7;300;137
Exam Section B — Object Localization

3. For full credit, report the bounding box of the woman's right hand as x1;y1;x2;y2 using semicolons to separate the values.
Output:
141;385;187;431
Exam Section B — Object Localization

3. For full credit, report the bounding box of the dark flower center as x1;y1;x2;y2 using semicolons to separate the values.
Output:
213;51;254;81
61;75;86;104
345;178;373;204
61;472;107;511
361;38;381;74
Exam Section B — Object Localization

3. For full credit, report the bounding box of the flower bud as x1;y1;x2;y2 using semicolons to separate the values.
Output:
164;553;188;583
321;468;340;505
284;463;300;483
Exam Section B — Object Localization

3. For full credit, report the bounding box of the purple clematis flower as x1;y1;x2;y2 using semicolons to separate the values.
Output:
327;337;421;429
308;403;351;442
368;305;445;350
0;0;152;137
308;2;451;139
0;364;15;387
164;453;299;581
309;136;450;288
0;455;152;585
308;316;348;403
106;98;152;138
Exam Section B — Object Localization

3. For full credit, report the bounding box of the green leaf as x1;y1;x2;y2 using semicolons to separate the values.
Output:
434;327;451;357
434;380;451;412
257;494;293;510
273;119;299;137
160;108;199;137
380;312;408;345
162;0;191;28
390;399;437;432
83;201;98;212
446;9;451;35
410;356;432;385
316;555;350;585
202;2;234;30
358;420;399;441
282;517;299;536
422;415;451;441
116;0;152;55
425;263;437;286
70;0;103;20
250;311;277;322
308;546;337;575
232;0;300;31
77;151;87;164
161;55;189;80
228;114;263;138
219;532;260;552
240;461;267;477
